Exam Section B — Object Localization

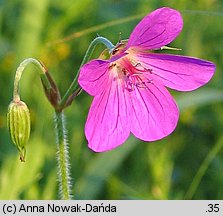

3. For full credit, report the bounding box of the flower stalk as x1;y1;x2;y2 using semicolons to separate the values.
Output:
9;58;73;198
59;36;115;110
51;37;115;199
8;58;51;162
13;58;50;102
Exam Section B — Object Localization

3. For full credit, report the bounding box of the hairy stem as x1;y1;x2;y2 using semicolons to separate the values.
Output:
54;111;72;199
53;37;114;198
59;36;115;109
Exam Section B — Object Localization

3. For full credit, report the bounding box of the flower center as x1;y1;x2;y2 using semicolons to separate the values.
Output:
110;55;153;91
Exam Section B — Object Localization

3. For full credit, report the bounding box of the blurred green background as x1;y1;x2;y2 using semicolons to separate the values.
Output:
0;0;223;200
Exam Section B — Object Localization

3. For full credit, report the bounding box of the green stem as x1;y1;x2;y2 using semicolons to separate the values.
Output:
13;58;50;102
53;37;114;198
13;58;73;199
184;136;223;199
59;36;115;108
54;111;72;199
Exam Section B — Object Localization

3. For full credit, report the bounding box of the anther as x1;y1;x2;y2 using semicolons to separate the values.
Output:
145;68;153;73
134;62;141;67
112;48;119;55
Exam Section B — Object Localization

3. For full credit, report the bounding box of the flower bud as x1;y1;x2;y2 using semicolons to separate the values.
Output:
7;100;31;162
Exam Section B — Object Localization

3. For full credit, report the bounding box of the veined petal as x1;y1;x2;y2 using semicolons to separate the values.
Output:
127;7;183;50
78;59;110;96
85;79;130;152
135;53;216;91
129;83;179;141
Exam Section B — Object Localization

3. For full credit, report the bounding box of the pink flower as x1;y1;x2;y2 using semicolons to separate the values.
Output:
78;7;215;152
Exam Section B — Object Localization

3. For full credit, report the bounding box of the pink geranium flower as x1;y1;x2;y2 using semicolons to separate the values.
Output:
78;7;215;152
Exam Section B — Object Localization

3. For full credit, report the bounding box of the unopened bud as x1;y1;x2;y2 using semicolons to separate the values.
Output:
7;100;31;162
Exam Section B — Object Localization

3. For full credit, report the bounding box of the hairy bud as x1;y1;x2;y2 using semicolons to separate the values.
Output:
7;100;31;162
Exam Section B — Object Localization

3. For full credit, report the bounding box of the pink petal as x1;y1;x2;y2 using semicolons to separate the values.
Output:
78;59;110;96
129;82;179;141
85;78;130;152
135;53;216;91
127;7;183;50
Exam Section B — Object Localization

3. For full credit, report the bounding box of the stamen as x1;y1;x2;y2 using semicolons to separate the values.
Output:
109;63;117;70
131;72;143;77
112;48;119;55
122;68;127;76
134;62;141;67
112;57;153;92
145;68;153;73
